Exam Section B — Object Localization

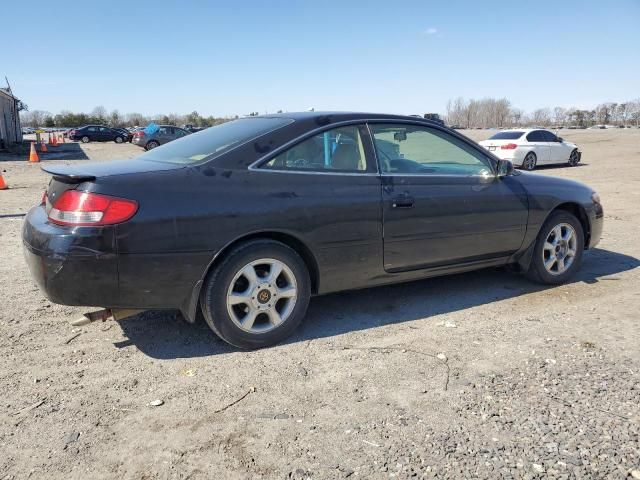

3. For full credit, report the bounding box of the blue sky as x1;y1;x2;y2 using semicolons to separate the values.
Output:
3;0;639;117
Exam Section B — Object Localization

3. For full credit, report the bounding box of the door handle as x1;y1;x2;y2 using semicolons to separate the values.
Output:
392;195;414;208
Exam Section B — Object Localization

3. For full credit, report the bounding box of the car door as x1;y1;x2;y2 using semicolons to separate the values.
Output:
369;122;529;272
156;126;172;145
98;127;114;142
256;123;382;292
541;130;570;163
525;130;551;164
86;126;98;140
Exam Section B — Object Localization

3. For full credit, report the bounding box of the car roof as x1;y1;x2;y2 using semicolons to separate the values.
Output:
255;111;445;126
497;128;549;133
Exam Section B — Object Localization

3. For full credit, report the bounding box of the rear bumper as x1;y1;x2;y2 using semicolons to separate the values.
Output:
22;205;120;306
22;205;212;313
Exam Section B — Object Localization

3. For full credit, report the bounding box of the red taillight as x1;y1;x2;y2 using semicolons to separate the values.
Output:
48;190;138;226
501;143;518;150
133;131;144;137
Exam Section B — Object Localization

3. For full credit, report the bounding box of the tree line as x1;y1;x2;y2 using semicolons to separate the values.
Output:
446;97;640;128
20;100;640;130
20;106;236;128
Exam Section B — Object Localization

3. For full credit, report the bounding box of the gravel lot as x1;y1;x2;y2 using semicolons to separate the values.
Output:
1;130;639;479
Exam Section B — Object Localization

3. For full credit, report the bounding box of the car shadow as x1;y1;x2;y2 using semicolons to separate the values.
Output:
528;163;589;171
36;141;90;161
115;248;639;359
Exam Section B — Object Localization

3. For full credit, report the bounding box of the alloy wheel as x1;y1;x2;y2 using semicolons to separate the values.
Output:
226;258;298;333
569;151;579;166
524;154;536;170
542;223;577;275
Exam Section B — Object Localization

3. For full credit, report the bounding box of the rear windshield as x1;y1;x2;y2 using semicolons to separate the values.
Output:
488;131;524;140
138;117;293;165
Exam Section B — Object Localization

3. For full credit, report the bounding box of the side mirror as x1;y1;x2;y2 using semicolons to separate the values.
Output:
497;159;514;177
558;137;563;142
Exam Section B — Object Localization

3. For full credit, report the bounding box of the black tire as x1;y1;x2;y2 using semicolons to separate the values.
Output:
200;239;311;349
146;140;159;150
523;152;537;171
81;136;90;143
568;149;580;166
115;136;124;144
526;211;584;285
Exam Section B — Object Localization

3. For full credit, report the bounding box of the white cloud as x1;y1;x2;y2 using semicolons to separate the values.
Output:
425;27;438;35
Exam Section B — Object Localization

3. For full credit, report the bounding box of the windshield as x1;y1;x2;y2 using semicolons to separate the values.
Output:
138;117;293;165
488;131;524;140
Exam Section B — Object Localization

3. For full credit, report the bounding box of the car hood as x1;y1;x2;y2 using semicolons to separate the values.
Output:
514;170;592;193
41;158;184;180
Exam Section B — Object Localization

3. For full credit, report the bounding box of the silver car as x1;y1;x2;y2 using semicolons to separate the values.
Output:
132;125;189;150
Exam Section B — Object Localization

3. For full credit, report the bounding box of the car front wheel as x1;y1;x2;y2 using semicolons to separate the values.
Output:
568;149;580;166
200;240;311;349
526;211;584;284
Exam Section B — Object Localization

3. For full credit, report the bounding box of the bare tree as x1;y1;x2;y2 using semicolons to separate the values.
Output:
531;108;552;126
91;106;107;123
553;107;567;126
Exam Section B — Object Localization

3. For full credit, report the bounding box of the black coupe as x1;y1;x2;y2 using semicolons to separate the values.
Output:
23;112;603;349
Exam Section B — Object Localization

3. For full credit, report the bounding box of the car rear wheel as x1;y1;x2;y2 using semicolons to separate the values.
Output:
115;136;124;144
568;149;580;166
81;136;90;143
200;240;311;349
523;152;537;170
146;140;159;150
526;211;584;285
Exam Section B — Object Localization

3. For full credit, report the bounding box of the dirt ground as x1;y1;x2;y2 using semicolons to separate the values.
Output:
0;130;638;479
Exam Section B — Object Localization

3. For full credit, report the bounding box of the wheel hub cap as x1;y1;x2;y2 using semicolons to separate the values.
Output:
226;258;298;333
542;223;577;275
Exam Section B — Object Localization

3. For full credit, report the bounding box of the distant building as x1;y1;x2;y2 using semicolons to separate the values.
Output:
0;88;23;149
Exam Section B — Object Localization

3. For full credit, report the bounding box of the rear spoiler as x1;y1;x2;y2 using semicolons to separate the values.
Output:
41;165;96;183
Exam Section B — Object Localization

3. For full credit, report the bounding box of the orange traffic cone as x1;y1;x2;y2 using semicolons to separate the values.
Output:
39;141;48;153
51;134;58;147
59;133;64;143
0;172;7;190
31;142;41;162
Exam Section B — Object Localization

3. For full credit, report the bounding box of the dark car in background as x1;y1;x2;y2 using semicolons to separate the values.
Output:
111;127;133;142
23;112;603;349
132;125;189;150
69;125;130;144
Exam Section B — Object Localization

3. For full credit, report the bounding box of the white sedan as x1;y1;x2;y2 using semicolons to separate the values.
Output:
479;129;581;170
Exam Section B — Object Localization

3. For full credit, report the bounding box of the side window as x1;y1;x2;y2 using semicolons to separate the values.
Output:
87;127;97;132
158;127;170;135
369;123;492;176
541;131;557;142
262;125;369;172
527;131;543;142
100;127;110;132
175;129;187;137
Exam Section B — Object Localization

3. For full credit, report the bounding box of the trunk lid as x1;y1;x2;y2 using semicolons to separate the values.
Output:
41;159;184;210
41;158;182;181
479;139;521;152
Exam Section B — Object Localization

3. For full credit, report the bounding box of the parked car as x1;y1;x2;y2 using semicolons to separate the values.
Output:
69;125;130;144
132;125;190;150
111;127;133;142
23;112;603;349
479;129;581;171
